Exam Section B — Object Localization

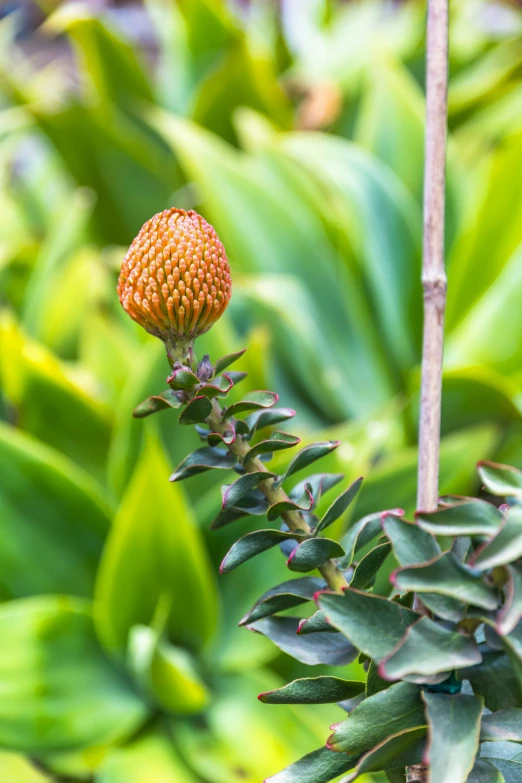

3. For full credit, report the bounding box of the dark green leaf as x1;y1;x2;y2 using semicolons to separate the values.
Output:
318;589;418;661
392;552;499;611
248;617;358;666
224;391;279;419
471;507;522;571
222;471;276;510
275;442;341;488
178;396;212;425
197;374;234;398
220;530;305;574
315;477;363;535
167;367;200;389
211;490;269;529
287;538;345;573
417;500;503;536
247;408;296;437
478;461;522;499
207;422;236;446
225;371;248;386
503;622;522;664
366;659;390;696
481;709;522;741
239;577;325;626
264;745;357;783
466;759;504;783
267;485;314;521
133;390;183;418
328;681;424;756
259;676;365;705
342;727;427;782
423;692;483;783
497;566;522;635
379;617;482;681
245;432;301;463
340;510;403;568
170;447;238;482
214;349;247;375
382;517;465;620
461;652;522;711
382;515;440;565
297;611;335;635
351;542;392;590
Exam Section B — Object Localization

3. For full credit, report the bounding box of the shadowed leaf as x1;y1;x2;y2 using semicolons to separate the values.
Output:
248;617;358;666
328;681;424;755
239;577;325;626
423;692;483;783
267;484;314;521
342;727;427;782
259;677;364;705
170;447;237;482
481;709;522;742
471;508;522;571
297;611;335;635
247;408;296;437
351;542;392;590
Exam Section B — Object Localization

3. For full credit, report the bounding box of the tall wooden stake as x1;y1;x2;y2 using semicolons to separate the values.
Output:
417;0;449;514
408;1;449;781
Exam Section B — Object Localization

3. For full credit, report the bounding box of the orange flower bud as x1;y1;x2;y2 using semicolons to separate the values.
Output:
118;208;231;361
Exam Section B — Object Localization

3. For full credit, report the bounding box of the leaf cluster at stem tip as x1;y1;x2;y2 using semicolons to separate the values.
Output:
135;348;522;783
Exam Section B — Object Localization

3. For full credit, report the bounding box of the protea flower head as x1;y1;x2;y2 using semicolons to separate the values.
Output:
118;208;231;363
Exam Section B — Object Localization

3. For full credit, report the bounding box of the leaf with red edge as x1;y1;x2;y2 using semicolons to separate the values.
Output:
297;610;335;635
470;507;522;571
244;432;301;463
378;617;482;682
167;367;200;389
327;681;424;755
197;374;234;398
478;460;522;499
224;391;279;419
287;538;345;573
178;396;212;425
391;552;499;611
422;692;483;783
341;727;427;782
221;471;276;510
267;484;314;521
497;565;522;635
416;500;503;536
247;407;296;437
317;589;418;662
133;390;183;418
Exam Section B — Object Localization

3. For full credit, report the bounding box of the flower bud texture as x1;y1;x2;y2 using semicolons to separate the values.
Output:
117;208;231;345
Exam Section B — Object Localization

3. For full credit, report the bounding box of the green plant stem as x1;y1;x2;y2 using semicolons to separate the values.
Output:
207;399;348;591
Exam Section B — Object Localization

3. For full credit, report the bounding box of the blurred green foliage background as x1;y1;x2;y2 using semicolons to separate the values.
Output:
0;0;521;780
